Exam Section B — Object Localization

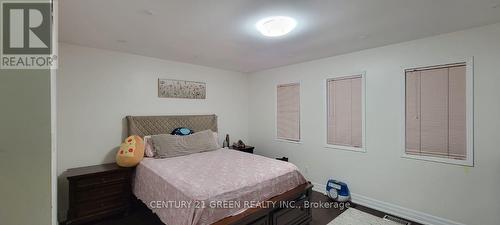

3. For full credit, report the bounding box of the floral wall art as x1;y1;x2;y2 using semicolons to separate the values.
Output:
158;79;206;99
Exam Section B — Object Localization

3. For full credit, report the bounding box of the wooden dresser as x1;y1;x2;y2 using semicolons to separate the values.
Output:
64;163;133;225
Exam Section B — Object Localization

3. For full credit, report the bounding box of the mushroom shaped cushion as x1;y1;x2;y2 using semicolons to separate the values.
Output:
116;135;144;167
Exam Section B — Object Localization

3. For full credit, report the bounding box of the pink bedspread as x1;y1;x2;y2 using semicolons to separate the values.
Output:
133;149;306;225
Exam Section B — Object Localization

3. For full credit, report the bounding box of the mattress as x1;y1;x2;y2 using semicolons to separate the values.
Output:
133;148;306;225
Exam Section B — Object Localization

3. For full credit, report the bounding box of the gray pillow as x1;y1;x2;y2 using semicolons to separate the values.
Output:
151;130;219;158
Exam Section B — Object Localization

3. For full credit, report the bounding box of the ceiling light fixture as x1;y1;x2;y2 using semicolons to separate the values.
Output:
256;16;297;37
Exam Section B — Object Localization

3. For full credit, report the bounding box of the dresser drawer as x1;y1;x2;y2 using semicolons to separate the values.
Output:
74;195;128;218
76;182;129;203
75;172;129;189
272;200;310;225
248;216;269;225
66;164;133;225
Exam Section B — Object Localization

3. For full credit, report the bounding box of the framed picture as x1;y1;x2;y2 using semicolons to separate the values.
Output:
158;79;206;99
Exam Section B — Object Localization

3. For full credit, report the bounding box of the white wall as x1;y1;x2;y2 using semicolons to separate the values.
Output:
248;23;500;225
57;43;249;219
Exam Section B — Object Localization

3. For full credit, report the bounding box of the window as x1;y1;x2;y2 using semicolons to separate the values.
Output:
276;83;300;142
327;75;364;151
404;62;473;165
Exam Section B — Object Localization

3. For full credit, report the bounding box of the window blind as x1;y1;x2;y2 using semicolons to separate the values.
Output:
277;83;300;141
405;65;466;160
327;76;363;148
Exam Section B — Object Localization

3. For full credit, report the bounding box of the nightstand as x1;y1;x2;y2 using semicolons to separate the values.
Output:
231;145;254;154
64;163;133;225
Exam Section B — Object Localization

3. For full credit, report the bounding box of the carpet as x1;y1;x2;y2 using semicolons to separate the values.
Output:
327;208;401;225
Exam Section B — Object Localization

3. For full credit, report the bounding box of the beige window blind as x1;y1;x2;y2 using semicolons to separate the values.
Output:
277;83;300;141
405;64;466;160
327;76;363;148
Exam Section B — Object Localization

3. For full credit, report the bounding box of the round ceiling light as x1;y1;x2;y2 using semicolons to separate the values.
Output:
255;16;297;37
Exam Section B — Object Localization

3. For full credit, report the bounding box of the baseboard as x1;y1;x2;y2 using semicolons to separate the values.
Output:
311;182;465;225
311;182;327;195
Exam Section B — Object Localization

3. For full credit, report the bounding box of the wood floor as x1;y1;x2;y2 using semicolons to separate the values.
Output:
93;191;422;225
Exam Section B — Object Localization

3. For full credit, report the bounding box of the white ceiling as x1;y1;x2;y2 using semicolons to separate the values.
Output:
59;0;500;73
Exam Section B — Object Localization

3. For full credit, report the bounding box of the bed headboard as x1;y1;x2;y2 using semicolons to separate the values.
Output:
126;114;218;137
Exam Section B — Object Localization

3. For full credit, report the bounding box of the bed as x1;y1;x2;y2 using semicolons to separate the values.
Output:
127;115;313;225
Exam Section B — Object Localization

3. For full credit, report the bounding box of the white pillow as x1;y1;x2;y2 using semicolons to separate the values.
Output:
212;132;220;148
143;136;155;157
152;130;219;158
145;131;219;158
